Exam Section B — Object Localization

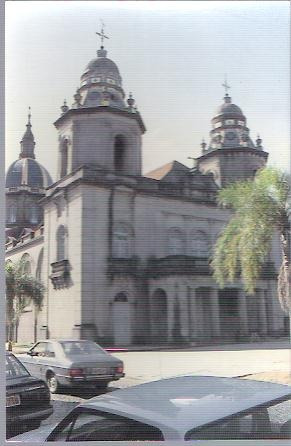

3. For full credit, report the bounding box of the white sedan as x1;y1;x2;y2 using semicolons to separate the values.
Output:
10;376;291;441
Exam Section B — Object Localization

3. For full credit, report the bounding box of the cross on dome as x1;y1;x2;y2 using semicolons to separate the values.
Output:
222;75;231;96
96;20;109;48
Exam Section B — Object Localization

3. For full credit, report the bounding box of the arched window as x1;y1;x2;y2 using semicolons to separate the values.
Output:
113;223;132;258
114;135;126;173
189;230;209;257
60;139;68;178
21;253;32;274
114;292;128;303
56;225;67;261
168;228;185;255
7;205;17;223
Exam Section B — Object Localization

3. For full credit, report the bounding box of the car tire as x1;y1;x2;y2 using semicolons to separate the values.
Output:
46;372;60;394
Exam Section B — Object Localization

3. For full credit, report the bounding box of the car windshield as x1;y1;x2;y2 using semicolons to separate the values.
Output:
6;354;30;379
59;341;106;356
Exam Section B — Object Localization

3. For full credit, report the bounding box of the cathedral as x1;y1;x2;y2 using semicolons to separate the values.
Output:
5;37;286;346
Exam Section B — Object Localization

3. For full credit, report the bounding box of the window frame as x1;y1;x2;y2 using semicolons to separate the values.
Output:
185;394;291;441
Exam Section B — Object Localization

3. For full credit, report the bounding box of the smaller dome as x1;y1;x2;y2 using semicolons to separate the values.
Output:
6;158;52;188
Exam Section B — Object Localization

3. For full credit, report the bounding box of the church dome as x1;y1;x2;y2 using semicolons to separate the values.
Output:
81;48;122;86
85;56;120;75
6;158;52;188
217;102;243;115
215;94;244;117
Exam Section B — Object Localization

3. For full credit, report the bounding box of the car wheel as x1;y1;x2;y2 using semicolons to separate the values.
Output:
46;372;60;394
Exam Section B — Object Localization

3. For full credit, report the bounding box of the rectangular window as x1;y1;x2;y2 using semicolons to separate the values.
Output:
225;119;235;125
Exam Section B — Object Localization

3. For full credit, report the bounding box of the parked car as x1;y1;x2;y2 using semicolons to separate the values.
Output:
10;376;291;442
17;339;125;393
6;352;53;439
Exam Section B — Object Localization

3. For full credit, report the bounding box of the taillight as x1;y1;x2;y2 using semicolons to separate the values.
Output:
116;365;123;373
69;368;84;377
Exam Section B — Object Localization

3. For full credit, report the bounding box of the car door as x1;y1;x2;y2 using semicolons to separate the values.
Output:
37;342;58;381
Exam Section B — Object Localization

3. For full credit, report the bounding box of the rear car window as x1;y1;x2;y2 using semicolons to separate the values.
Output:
6;354;30;379
60;341;106;355
49;409;164;441
185;396;291;440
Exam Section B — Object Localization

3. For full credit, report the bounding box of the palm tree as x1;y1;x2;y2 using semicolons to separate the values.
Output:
5;259;45;344
211;167;290;325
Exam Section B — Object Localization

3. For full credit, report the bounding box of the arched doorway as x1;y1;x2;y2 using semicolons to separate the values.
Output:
151;289;168;343
112;292;131;346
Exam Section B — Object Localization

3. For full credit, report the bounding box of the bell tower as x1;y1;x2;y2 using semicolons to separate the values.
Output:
196;81;268;187
54;28;146;180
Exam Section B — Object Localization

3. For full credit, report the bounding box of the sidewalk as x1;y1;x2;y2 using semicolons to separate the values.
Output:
8;337;289;354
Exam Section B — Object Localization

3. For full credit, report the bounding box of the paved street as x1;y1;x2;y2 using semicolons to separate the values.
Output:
9;340;290;440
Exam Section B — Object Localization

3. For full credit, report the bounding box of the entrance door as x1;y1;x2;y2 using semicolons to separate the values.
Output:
112;293;131;346
219;289;240;339
151;289;168;343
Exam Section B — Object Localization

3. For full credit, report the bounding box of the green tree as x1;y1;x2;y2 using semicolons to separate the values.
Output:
211;167;290;317
5;259;45;343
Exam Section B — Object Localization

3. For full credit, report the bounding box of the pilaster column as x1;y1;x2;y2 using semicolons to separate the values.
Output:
209;288;221;337
189;287;198;339
238;289;249;336
257;289;268;335
167;291;174;342
180;287;190;340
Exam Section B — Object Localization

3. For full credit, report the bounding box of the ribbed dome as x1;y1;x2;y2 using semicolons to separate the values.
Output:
6;158;52;188
81;54;122;86
217;102;243;115
86;57;120;74
215;95;243;117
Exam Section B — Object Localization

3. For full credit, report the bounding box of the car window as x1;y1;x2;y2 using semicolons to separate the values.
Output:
49;409;164;441
6;354;30;379
60;341;106;356
44;342;56;358
30;342;47;356
185;397;291;440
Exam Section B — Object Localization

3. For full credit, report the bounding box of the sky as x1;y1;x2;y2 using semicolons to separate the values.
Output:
5;1;290;181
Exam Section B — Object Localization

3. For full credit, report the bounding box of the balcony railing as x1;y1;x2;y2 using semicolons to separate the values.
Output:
147;255;210;277
50;259;71;289
107;257;139;277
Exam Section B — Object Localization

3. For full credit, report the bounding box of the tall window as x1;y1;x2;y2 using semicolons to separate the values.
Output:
113;223;132;258
60;139;68;178
114;135;126;173
27;205;39;224
7;205;17;223
189;230;209;257
56;225;66;261
168;228;185;255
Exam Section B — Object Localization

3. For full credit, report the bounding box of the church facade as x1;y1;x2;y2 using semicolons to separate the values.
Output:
5;40;286;346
